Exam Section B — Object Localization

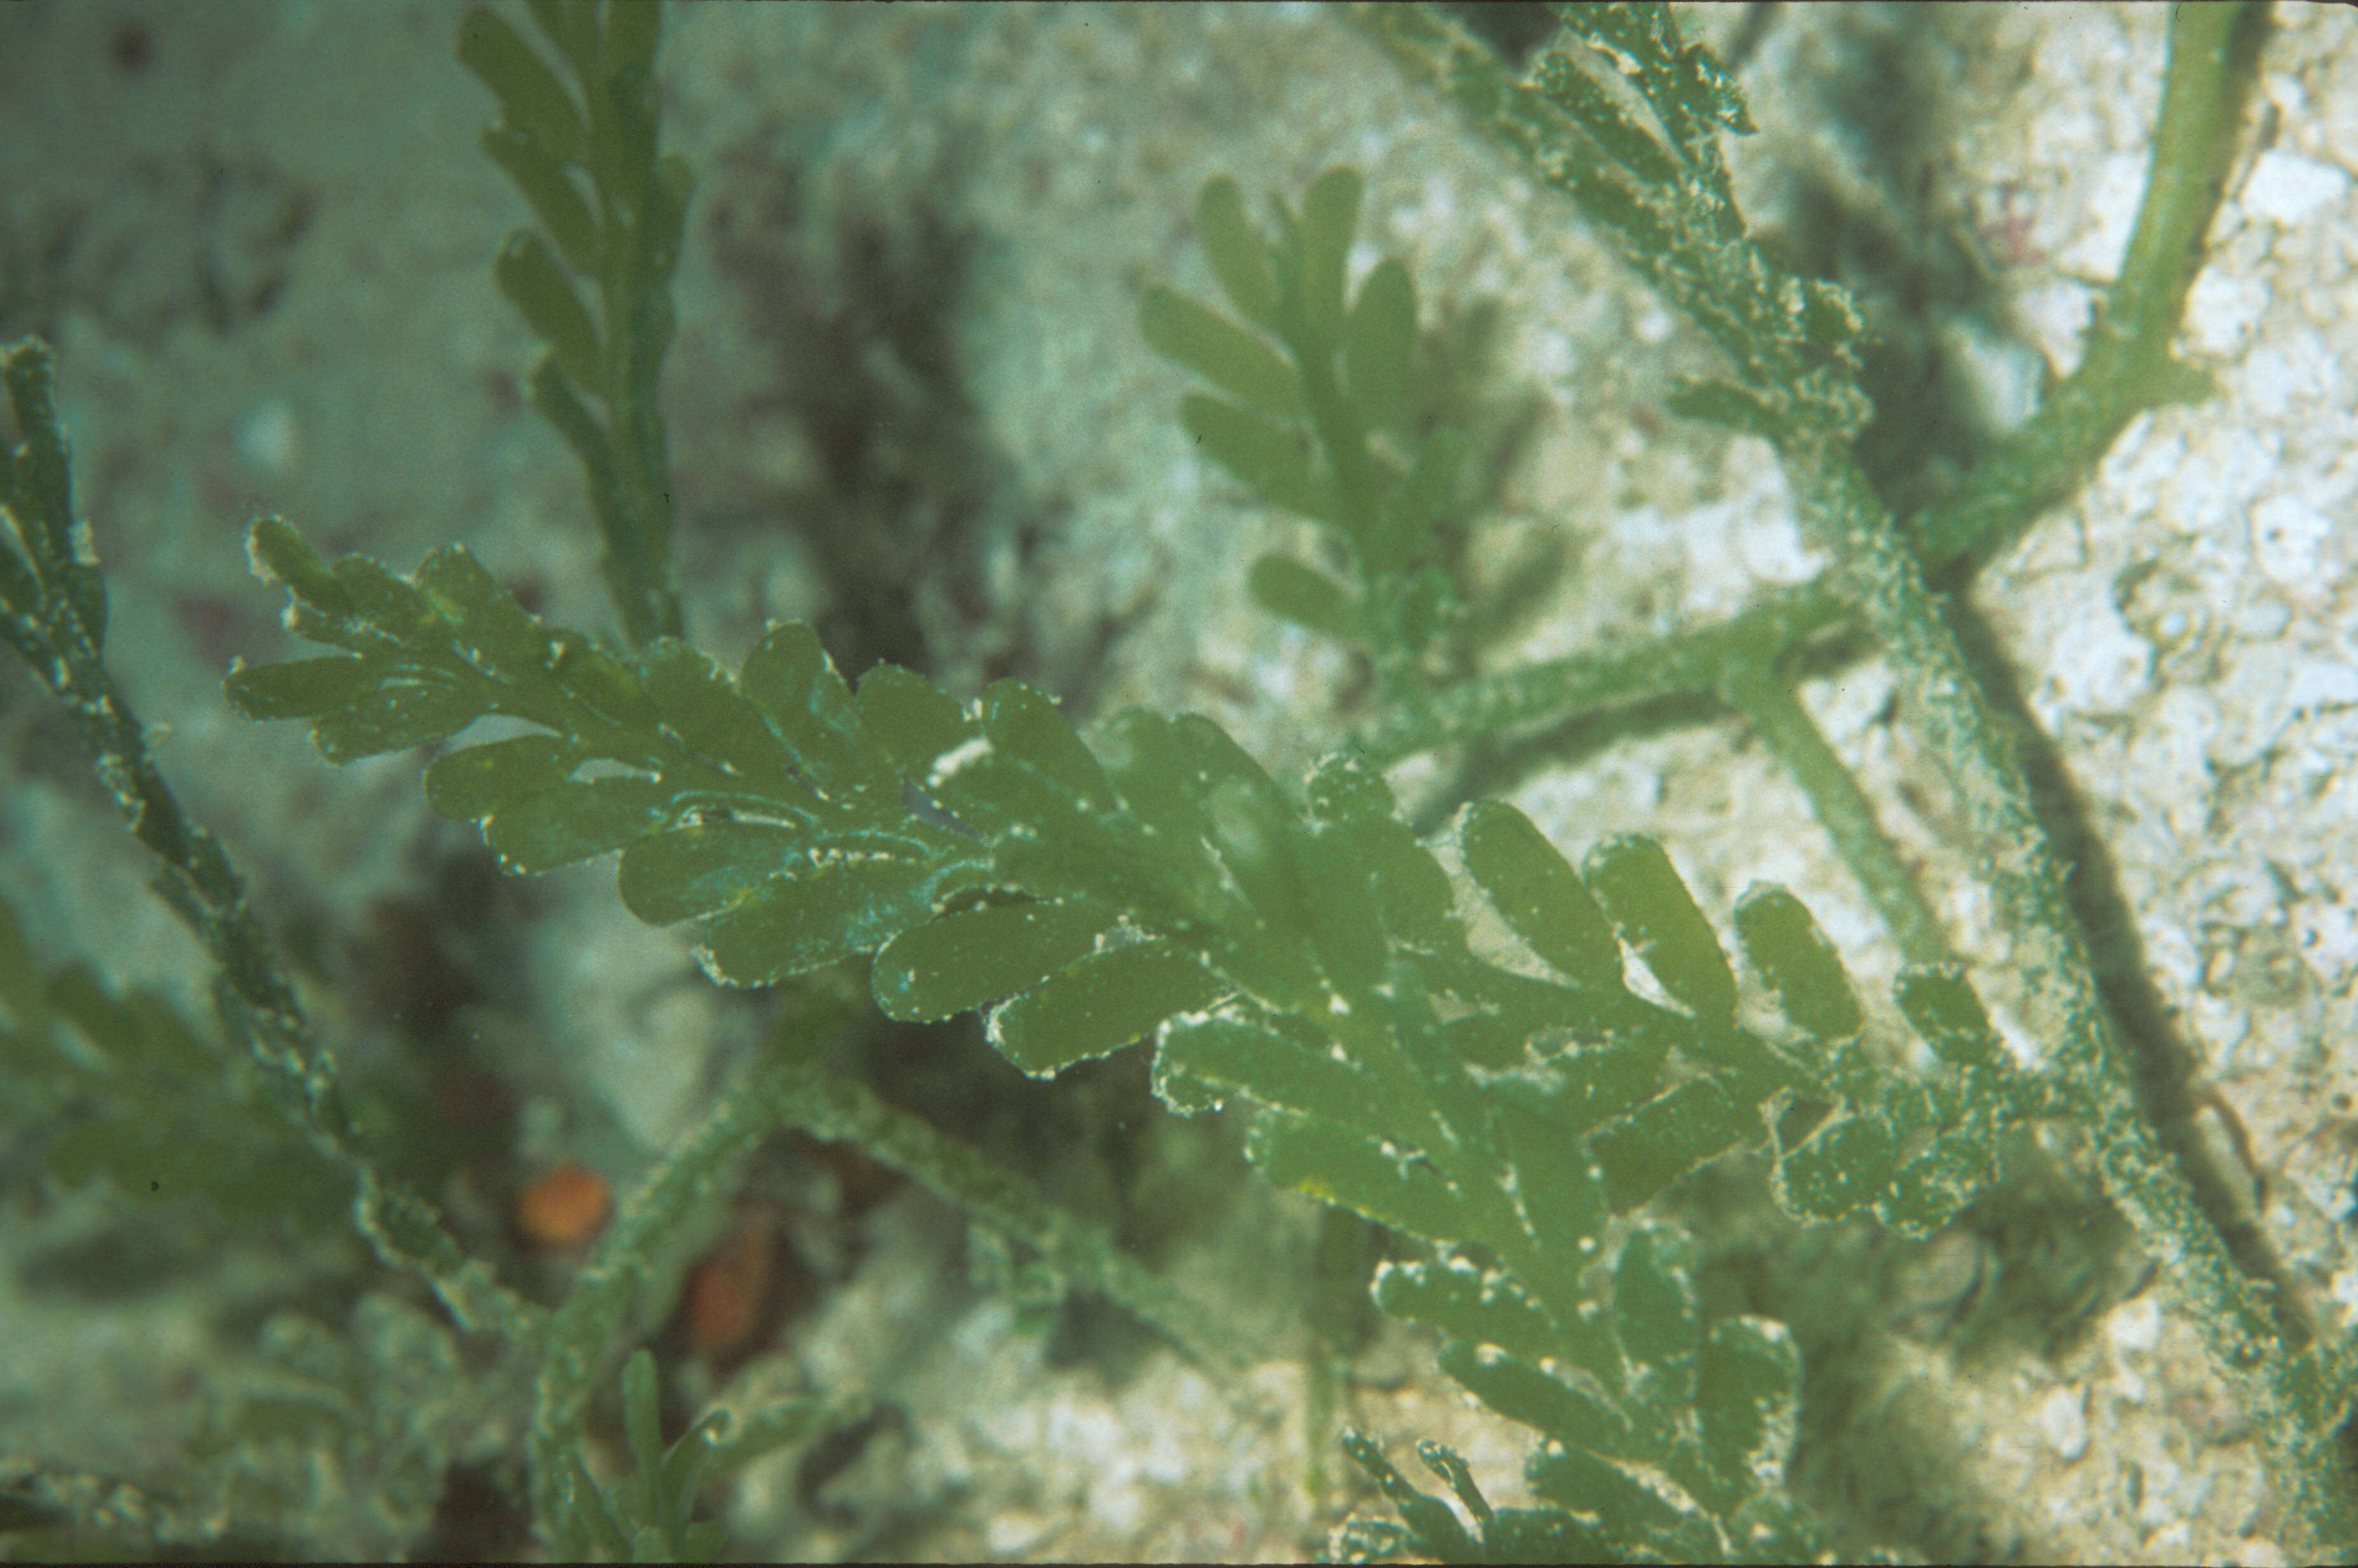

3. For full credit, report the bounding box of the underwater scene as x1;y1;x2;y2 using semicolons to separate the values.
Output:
2;2;2356;1560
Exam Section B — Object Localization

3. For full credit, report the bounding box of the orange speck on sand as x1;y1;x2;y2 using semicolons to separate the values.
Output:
684;1213;774;1361
515;1160;612;1249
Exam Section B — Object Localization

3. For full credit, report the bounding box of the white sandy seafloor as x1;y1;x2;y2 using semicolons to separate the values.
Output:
0;1;2354;1562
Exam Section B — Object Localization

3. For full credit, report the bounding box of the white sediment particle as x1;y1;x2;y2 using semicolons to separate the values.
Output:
2036;1385;2088;1462
2184;268;2266;357
2247;493;2339;598
2241;333;2339;424
2331;1269;2358;1328
2298;902;2358;994
2286;656;2358;714
2057;153;2148;276
236;399;302;478
2109;1295;2162;1354
1733;504;1822;587
1983;997;2045;1071
927;734;991;788
1945;315;2047;433
2020;279;2097;369
2036;598;2151;721
2238;149;2352;228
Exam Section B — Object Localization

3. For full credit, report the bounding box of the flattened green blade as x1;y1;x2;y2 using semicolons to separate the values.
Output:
871;900;1108;1023
1373;425;1464;575
985;940;1225;1077
1895;965;2005;1071
1248;553;1359;644
1612;1223;1699;1400
423;733;579;821
1370;1257;1560;1370
1772;1110;1898;1223
310;677;483;763
495;230;602;387
1461;801;1622;989
1874;1126;1994;1237
484;774;668;872
1154;1010;1388;1141
1664;376;1788;442
1699;1315;1801;1497
1303;753;1461;954
245;514;353;618
1510;1038;1668;1138
981;680;1114;813
1526;1442;1709;1559
1295;821;1389;1000
1246;1109;1468;1249
1344;255;1414;429
640;640;796;787
1582;835;1735;1022
693;854;939;987
738;621;899;800
222;655;369;722
616;819;810;926
1195;175;1278;327
1734;884;1862;1043
1590;1076;1747;1212
456;6;586;163
1139;284;1302;419
1494;1100;1607;1267
1179;393;1335;523
480;121;600;273
1297;166;1362;350
1529;47;1680;188
548;634;656;729
1438;1339;1631;1459
413;544;551;671
855;662;976;780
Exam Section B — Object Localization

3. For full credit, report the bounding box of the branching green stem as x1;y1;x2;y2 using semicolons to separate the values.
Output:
1720;657;1950;968
525;985;860;1540
1909;0;2257;574
1800;427;2352;1554
756;1041;1258;1382
1358;1;2354;1551
1841;11;2358;1548
1358;0;2257;762
526;973;1258;1543
1358;581;1843;762
1;340;540;1349
1802;9;2352;1550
